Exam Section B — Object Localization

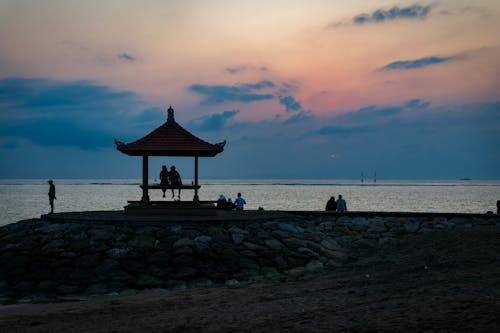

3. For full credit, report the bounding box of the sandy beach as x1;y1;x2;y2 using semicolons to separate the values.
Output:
1;225;499;332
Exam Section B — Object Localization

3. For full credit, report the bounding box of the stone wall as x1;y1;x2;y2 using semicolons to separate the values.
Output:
0;213;499;303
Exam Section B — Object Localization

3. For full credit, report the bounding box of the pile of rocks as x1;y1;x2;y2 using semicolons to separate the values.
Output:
0;213;498;302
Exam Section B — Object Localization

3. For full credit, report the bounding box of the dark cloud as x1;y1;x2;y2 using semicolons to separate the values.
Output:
405;99;431;108
188;80;275;104
353;4;431;24
283;111;312;125
279;96;302;112
0;78;139;113
316;125;371;136
0;78;145;149
118;53;136;62
0;118;111;150
225;65;268;75
187;110;240;132
380;56;453;71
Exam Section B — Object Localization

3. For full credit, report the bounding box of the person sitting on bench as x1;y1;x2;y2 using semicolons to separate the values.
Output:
169;165;182;200
159;165;170;198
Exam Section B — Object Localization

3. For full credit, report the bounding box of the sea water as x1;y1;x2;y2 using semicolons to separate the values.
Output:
0;179;499;226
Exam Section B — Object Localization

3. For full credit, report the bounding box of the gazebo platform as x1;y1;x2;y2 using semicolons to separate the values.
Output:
124;201;217;216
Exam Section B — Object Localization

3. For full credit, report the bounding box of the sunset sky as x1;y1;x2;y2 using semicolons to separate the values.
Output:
1;0;499;179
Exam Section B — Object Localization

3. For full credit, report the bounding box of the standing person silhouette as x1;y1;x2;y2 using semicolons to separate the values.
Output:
48;180;56;214
169;165;182;200
159;165;170;198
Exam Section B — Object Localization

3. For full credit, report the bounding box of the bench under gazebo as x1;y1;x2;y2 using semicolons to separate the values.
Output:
115;106;225;213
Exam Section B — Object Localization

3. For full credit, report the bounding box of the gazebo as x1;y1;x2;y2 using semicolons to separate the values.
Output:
115;106;225;205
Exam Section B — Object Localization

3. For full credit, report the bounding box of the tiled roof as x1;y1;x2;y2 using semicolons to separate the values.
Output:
116;108;224;157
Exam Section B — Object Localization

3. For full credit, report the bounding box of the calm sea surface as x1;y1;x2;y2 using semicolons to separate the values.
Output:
0;179;499;226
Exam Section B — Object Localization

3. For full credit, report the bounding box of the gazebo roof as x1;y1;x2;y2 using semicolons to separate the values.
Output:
115;107;225;157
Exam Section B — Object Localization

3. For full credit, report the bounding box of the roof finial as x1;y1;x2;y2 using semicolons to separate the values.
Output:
167;105;175;123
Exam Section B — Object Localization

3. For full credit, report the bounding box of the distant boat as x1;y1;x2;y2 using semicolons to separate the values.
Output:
460;177;472;181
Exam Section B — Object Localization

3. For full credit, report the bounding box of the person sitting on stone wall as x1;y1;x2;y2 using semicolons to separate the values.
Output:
336;194;347;212
217;194;227;209
325;196;337;211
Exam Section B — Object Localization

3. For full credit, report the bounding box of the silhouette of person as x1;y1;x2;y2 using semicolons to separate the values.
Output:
216;194;227;209
159;165;170;198
169;165;182;199
336;194;347;212
48;180;56;213
325;196;337;211
497;200;500;215
234;192;246;210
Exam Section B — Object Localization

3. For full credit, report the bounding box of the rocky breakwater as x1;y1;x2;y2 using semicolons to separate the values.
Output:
0;212;498;303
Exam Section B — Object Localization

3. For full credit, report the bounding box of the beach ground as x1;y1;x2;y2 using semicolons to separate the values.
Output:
0;225;499;332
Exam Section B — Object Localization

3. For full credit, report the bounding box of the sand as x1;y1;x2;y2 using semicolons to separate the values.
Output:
0;225;499;332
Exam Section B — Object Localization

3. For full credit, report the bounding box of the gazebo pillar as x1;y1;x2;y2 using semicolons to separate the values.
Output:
141;155;150;202
193;156;199;202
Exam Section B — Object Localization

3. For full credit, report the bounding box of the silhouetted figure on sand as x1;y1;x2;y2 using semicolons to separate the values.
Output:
325;196;337;211
48;180;56;214
336;194;347;212
234;192;246;210
169;165;182;199
159;165;170;198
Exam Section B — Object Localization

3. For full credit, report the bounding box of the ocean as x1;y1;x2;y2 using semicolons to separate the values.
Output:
0;179;499;226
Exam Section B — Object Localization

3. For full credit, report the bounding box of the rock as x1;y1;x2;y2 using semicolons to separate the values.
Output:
277;223;304;235
264;239;286;251
207;227;230;242
136;275;164;288
88;226;115;241
318;221;336;231
189;279;214;288
404;220;421;233
281;237;305;249
436;221;456;229
86;283;109;295
166;280;187;290
286;267;306;277
38;223;70;233
231;233;246;245
297;247;320;258
305;260;324;272
175;267;198;279
367;220;387;232
165;224;182;234
240;250;257;258
107;248;129;258
320;239;341;251
273;256;288;270
261;267;279;278
194;235;212;252
173;238;194;248
13;281;36;293
243;242;267;251
321;248;346;259
349;217;369;231
129;235;155;249
225;279;240;288
56;284;81;295
239;258;260;270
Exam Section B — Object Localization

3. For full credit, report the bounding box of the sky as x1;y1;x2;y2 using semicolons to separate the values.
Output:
0;0;499;179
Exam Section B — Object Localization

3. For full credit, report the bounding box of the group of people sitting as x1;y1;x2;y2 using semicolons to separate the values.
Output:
159;165;183;199
325;194;347;212
217;193;246;210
